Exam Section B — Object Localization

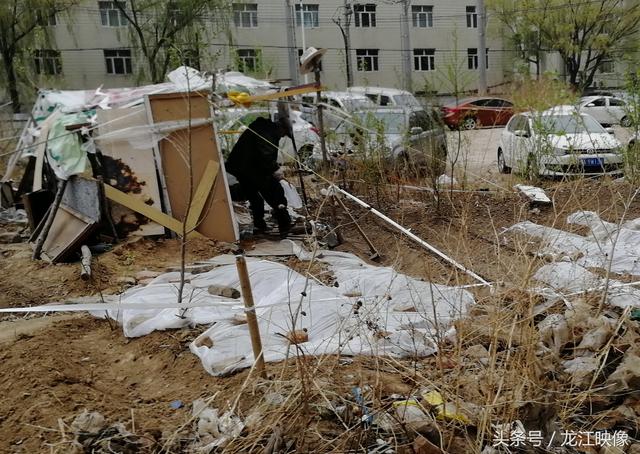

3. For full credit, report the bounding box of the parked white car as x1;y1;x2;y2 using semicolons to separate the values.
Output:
298;91;376;128
497;106;624;177
578;95;632;127
346;86;422;109
215;109;320;164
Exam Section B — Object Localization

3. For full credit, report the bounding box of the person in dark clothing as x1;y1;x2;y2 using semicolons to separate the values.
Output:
225;116;292;235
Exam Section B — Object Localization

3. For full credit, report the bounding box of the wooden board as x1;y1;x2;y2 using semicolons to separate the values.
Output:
96;107;164;236
104;184;203;239
41;205;96;263
146;92;238;242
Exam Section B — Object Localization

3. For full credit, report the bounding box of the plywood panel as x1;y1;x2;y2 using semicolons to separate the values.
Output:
41;205;96;262
147;92;238;242
97;107;164;236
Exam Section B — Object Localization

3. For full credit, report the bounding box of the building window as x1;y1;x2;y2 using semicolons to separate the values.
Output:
236;49;261;72
298;49;322;71
34;50;62;75
233;3;258;28
295;4;319;27
467;48;478;69
599;59;615;74
356;49;379;71
354;4;376;28
37;9;57;26
467;48;488;69
466;6;477;28
104;49;132;74
412;5;433;28
99;1;127;27
413;48;435;71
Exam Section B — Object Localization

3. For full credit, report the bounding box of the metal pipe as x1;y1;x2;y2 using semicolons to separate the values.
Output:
331;185;491;286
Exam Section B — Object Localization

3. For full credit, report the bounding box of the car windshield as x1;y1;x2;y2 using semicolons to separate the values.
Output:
343;98;376;111
540;114;605;134
353;111;405;134
393;94;421;108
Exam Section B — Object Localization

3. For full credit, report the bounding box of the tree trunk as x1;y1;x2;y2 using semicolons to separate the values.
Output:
3;50;20;113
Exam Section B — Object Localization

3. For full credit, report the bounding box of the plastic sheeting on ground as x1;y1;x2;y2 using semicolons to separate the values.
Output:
533;261;640;309
508;210;640;275
98;245;474;376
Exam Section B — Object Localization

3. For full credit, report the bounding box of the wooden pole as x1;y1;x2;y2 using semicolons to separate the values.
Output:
32;178;68;260
314;67;329;166
80;245;92;280
235;255;267;379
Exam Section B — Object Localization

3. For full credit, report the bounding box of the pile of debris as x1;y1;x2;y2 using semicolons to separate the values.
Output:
1;66;243;270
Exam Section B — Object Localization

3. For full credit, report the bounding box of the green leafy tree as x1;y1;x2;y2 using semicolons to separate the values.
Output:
114;0;230;83
0;0;74;113
489;0;640;90
488;0;552;78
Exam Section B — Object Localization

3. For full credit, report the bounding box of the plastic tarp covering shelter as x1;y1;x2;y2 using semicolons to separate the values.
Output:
47;113;91;180
215;71;279;96
97;245;474;376
508;210;640;275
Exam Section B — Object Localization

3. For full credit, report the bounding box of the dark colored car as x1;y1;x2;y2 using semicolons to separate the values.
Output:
441;97;514;130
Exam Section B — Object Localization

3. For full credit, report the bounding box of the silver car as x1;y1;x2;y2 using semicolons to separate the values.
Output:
321;108;447;172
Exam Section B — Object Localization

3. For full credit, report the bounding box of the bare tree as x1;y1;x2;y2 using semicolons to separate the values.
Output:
114;0;230;83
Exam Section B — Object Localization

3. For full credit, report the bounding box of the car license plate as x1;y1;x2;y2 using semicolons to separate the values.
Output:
582;158;603;166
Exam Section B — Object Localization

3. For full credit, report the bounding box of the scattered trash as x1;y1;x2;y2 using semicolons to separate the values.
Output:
0;208;28;224
71;409;106;434
207;285;241;299
393;399;430;432
352;386;372;426
436;174;457;187
169;400;183;409
605;352;640;392
515;184;552;204
191;399;244;450
422;390;473;424
562;356;600;387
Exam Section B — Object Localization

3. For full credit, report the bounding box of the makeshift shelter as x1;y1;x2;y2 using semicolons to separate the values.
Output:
0;67;281;262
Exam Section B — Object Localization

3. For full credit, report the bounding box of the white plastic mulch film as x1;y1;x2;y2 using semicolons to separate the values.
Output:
98;245;474;376
508;210;640;308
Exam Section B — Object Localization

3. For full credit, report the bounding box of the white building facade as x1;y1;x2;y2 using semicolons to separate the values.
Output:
30;0;511;96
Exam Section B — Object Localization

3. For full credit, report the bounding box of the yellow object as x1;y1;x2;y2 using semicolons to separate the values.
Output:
226;84;327;108
227;91;253;107
422;391;470;424
104;184;204;239
185;160;218;232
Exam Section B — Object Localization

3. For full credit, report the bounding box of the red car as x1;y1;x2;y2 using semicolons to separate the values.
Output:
442;97;514;130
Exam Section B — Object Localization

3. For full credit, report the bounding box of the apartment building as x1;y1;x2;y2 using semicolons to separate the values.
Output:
30;0;511;95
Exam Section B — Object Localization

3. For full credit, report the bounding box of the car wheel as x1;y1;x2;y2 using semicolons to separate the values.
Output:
497;149;511;174
462;117;478;130
621;116;632;127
